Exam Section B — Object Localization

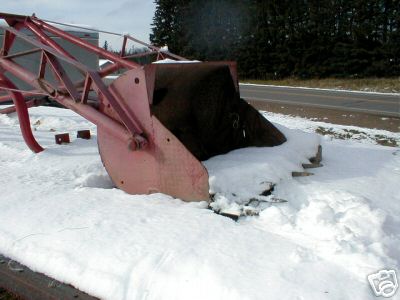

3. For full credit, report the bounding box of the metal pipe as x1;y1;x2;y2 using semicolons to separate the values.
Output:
0;12;188;62
1;26;89;72
123;51;158;59
125;35;188;61
0;21;26;56
0;98;45;114
2;48;41;59
0;90;47;102
99;62;123;78
38;17;188;61
0;58;55;94
0;73;44;153
54;93;135;145
24;21;75;60
0;57;143;147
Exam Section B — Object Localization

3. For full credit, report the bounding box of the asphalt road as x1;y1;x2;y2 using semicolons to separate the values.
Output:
239;84;400;117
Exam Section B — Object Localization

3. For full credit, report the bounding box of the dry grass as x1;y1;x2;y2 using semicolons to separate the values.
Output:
241;77;400;93
314;127;399;147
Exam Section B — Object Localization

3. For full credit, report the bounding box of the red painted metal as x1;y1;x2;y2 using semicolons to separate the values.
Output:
1;30;14;56
24;21;75;60
0;74;43;153
98;62;122;78
2;47;41;59
0;56;137;150
2;26;87;72
0;12;212;201
0;90;47;102
0;22;25;56
0;56;56;95
80;74;92;104
97;69;209;200
45;52;80;101
120;36;128;57
38;51;47;79
30;17;140;70
0;98;45;114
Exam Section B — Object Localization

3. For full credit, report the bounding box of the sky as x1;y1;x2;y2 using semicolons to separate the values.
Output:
0;0;156;49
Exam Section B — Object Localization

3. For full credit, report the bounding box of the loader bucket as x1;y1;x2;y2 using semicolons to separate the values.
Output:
97;62;286;202
151;63;286;160
0;14;287;203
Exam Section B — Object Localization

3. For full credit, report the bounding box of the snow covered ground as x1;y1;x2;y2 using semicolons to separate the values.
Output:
0;106;399;300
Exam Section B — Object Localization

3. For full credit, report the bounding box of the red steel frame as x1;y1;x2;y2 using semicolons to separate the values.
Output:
0;12;222;201
0;10;262;205
0;12;185;153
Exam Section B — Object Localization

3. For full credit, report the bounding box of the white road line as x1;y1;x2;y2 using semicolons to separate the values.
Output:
239;83;400;96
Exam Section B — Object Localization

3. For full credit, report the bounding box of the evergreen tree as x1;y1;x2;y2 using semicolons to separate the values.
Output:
103;40;109;51
150;0;400;78
150;0;189;53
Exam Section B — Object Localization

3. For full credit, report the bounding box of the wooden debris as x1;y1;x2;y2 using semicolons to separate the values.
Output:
218;211;240;221
302;162;323;169
292;171;314;177
310;145;322;164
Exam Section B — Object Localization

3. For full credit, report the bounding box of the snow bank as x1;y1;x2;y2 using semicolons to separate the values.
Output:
0;106;399;300
204;125;320;212
262;111;400;147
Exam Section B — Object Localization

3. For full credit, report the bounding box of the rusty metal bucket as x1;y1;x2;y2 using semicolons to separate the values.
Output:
97;62;286;201
0;14;286;203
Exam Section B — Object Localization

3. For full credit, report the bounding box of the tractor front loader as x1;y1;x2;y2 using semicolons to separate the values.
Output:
0;13;286;201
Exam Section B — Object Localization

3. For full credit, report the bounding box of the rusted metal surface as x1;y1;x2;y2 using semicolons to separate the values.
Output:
292;171;314;177
55;133;70;144
150;63;286;161
310;145;323;164
77;130;91;139
302;162;323;169
0;12;286;201
0;254;98;300
98;69;210;200
0;12;210;201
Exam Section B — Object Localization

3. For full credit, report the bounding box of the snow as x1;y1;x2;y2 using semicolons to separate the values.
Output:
261;111;400;147
99;59;113;67
105;75;119;80
0;106;399;300
240;83;400;96
204;125;320;214
153;58;201;64
159;45;169;52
